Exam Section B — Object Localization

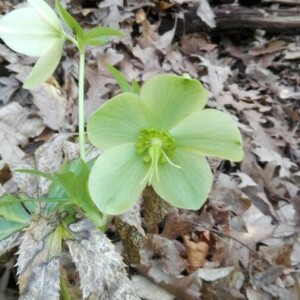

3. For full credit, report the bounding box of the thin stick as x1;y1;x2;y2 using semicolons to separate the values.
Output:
183;220;271;265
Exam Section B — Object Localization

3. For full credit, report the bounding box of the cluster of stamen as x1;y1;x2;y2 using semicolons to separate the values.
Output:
135;128;180;185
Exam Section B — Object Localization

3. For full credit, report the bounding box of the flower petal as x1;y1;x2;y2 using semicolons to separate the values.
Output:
152;149;212;210
141;74;208;130
87;93;149;150
23;38;64;89
28;0;62;33
171;109;244;161
0;7;58;56
88;143;148;215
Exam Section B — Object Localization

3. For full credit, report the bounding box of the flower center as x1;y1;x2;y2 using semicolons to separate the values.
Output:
135;128;180;185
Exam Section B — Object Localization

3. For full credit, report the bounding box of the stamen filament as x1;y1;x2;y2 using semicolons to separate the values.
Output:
161;149;182;169
136;128;181;186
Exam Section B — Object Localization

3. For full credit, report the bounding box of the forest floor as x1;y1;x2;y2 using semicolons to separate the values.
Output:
0;0;300;299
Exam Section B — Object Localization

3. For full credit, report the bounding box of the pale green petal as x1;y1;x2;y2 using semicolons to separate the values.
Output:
152;149;212;210
0;7;58;56
87;93;149;150
88;143;148;215
23;38;64;89
171;109;244;161
140;74;208;130
28;0;62;33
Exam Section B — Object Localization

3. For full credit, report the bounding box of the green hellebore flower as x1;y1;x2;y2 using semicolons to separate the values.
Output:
87;74;244;215
0;0;65;88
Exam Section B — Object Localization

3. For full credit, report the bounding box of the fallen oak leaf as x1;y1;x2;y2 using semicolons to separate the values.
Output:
183;230;211;273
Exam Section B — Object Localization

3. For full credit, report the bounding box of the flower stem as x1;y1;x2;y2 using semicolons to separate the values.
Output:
78;50;86;161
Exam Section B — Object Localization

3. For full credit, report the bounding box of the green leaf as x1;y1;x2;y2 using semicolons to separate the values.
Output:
0;193;68;214
105;63;132;93
87;93;149;150
45;226;63;257
23;38;64;89
0;194;21;207
55;0;84;42
84;27;123;46
88;143;148;215
0;219;27;241
171;109;244;161
13;194;39;214
141;74;208;130
131;79;140;94
44;179;67;214
15;168;71;214
54;159;105;228
0;196;31;223
16;160;104;227
152;149;212;210
0;195;31;241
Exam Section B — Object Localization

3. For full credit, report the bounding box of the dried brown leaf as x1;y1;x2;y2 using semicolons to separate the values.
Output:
10;157;38;197
30;83;67;130
242;205;275;242
0;75;19;104
196;266;235;282
249;39;287;56
195;0;216;28
0;231;23;258
17;216;61;300
35;134;71;195
67;219;140;300
197;55;231;94
0;103;44;164
183;231;210;272
142;235;187;275
136;9;159;48
131;275;174;300
250;264;284;290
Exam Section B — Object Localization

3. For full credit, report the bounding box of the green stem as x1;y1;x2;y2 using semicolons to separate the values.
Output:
64;33;78;48
78;50;86;161
63;32;85;161
60;270;71;300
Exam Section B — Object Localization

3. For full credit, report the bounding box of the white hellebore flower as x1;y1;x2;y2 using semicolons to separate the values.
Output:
0;0;65;88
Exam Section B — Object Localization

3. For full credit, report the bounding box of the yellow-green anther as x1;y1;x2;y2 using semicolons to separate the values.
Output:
135;128;178;184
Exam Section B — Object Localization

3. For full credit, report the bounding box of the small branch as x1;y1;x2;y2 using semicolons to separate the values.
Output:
163;5;300;36
214;5;300;31
262;0;300;4
183;220;271;266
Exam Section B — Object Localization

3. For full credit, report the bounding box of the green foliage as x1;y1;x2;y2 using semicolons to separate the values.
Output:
15;159;105;229
55;0;84;46
105;63;140;93
0;195;32;240
84;27;123;46
54;158;106;229
0;158;107;243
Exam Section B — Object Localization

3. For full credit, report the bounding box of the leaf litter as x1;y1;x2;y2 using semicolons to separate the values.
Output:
0;0;300;299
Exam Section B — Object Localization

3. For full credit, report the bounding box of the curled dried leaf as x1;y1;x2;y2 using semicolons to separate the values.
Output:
67;219;140;300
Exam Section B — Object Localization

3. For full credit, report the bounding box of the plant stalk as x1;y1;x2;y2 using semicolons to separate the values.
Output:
78;50;86;161
60;269;72;300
